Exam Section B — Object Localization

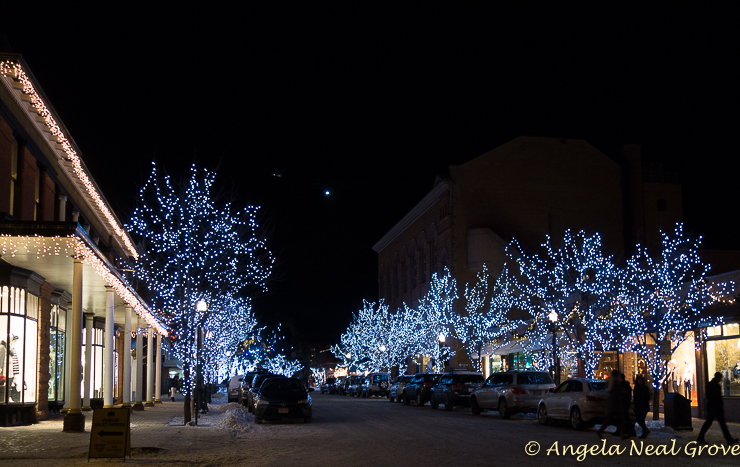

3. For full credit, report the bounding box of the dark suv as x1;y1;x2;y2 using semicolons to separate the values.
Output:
320;377;336;394
402;373;441;406
246;373;286;412
430;372;485;410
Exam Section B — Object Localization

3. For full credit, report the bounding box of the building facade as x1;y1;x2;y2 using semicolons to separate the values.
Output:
0;53;166;428
373;136;682;371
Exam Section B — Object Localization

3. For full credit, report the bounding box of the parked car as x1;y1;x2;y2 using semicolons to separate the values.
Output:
402;373;441;406
537;378;610;430
246;373;286;412
361;372;390;398
332;376;348;395
253;377;312;424
470;371;555;418
430;372;484;410
348;375;365;397
320;377;336;394
228;375;244;402
238;369;270;404
389;375;413;403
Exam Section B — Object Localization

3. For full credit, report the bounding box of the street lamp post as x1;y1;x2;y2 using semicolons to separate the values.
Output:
438;334;446;373
548;311;560;385
195;300;207;426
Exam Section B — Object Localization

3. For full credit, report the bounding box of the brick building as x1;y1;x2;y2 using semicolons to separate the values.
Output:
373;136;682;370
0;52;165;428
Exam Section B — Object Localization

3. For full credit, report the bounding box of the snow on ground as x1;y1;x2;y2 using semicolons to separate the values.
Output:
166;394;253;432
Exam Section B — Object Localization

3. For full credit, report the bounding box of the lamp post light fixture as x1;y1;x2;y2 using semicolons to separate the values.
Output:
195;300;208;426
438;334;446;373
548;311;560;385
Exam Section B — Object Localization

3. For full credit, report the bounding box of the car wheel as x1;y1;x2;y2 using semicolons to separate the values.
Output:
444;394;453;411
431;397;439;409
416;393;424;406
499;399;511;419
304;416;312;423
254;417;263;424
403;393;410;405
538;404;549;425
471;397;481;416
389;395;395;403
570;407;584;431
247;402;253;413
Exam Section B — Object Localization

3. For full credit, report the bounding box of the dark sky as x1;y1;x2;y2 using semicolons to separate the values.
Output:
2;3;739;349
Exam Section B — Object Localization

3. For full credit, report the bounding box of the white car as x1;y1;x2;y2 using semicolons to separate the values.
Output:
228;375;244;402
537;378;609;430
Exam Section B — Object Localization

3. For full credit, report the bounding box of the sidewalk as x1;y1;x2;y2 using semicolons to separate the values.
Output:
0;392;247;465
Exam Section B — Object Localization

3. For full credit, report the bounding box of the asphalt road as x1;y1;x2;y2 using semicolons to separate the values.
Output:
243;392;738;466
3;392;739;466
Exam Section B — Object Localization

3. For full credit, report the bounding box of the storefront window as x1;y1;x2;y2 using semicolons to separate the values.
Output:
82;327;105;399
0;286;39;404
707;335;740;397
48;305;67;402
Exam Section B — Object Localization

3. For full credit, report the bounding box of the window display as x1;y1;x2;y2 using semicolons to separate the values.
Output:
706;323;740;397
48;305;67;402
0;286;39;404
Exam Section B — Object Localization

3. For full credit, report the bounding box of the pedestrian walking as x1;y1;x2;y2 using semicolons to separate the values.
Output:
620;373;636;438
597;370;624;440
697;372;739;445
168;375;176;401
633;375;651;438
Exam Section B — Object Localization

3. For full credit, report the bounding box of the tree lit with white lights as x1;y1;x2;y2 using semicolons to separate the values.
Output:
128;163;273;422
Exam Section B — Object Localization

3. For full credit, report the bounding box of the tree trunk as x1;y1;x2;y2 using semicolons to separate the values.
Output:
652;386;660;421
183;367;191;424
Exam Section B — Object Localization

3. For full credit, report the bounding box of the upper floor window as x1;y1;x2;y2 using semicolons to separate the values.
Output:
10;136;20;216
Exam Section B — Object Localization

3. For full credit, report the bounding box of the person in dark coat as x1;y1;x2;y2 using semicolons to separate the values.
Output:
620;373;636;438
597;370;624;440
633;375;651;438
697;372;739;445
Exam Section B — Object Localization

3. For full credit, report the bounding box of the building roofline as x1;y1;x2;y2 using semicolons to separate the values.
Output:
0;55;139;260
372;181;449;253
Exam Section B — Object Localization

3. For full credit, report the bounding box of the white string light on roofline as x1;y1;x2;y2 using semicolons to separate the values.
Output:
0;234;166;335
0;60;138;260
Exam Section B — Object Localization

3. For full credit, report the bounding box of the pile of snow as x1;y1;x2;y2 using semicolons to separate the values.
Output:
211;392;228;404
216;402;253;433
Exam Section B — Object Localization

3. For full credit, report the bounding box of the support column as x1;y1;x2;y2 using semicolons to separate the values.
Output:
145;328;155;407
155;333;163;403
63;258;84;432
103;286;114;408
482;355;490;379
133;323;144;411
58;194;67;222
122;306;132;408
82;313;94;410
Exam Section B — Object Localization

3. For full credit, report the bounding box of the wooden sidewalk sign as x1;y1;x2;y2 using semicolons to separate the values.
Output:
88;408;131;461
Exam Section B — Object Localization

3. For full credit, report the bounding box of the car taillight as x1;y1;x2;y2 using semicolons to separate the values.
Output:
511;387;526;395
586;395;603;402
423;382;434;387
451;384;464;390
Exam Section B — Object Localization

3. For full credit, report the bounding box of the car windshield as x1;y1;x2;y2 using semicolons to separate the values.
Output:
261;379;306;394
518;373;554;385
372;374;388;382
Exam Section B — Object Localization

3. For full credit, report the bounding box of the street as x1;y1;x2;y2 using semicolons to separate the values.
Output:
2;393;740;466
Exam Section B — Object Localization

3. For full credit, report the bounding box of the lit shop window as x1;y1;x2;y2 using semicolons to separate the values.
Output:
0;286;39;404
81;327;104;399
706;323;740;397
49;304;67;402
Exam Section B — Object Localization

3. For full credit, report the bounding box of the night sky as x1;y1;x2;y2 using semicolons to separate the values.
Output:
2;4;738;350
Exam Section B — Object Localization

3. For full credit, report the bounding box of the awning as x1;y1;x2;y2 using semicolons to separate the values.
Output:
0;222;166;335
